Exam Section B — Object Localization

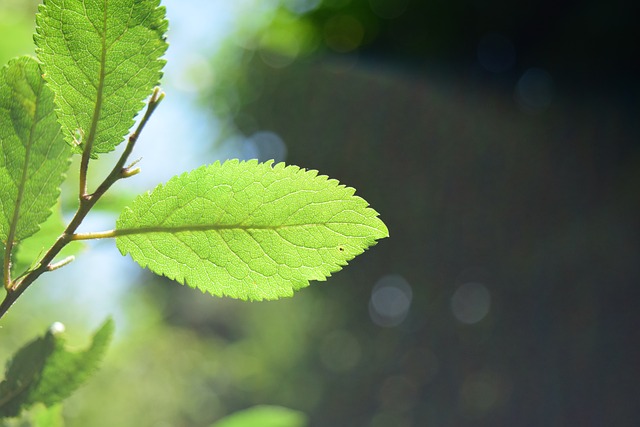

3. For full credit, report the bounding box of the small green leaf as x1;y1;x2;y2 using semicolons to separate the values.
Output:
0;331;55;418
210;405;308;427
116;160;389;300
28;318;114;406
0;319;114;418
0;56;71;246
34;0;168;155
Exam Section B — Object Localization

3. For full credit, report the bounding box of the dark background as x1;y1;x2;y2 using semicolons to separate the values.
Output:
193;0;640;425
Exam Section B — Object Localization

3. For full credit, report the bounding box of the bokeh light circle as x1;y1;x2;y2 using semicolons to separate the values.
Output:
369;274;413;327
451;282;491;324
515;67;554;112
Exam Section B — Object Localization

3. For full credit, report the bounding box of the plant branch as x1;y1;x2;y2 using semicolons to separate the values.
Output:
0;88;164;321
90;88;164;202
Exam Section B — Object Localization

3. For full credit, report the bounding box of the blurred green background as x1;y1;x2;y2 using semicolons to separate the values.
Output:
1;0;639;426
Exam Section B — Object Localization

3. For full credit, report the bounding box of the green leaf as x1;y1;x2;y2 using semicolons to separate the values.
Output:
0;56;71;248
0;319;114;418
116;160;389;300
0;331;55;418
34;0;168;155
28;318;114;407
210;405;307;427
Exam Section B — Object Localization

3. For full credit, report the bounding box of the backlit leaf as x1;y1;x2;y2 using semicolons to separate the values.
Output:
34;0;168;155
0;56;70;247
0;329;54;418
0;319;114;418
116;160;389;300
28;318;114;406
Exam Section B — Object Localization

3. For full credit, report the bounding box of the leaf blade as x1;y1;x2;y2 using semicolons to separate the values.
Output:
0;333;54;418
0;56;71;246
28;318;114;406
34;0;168;155
0;318;114;418
116;160;389;300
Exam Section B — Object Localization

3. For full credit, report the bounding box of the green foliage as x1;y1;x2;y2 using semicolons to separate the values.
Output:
0;56;71;245
210;405;308;427
0;330;55;418
0;0;388;422
116;160;388;300
0;319;113;418
34;0;168;155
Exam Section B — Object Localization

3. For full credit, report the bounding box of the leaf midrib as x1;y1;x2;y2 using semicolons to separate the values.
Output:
115;221;383;237
83;1;109;155
4;74;41;279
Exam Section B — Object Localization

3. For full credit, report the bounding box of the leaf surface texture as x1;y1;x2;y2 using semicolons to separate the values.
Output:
116;160;389;300
0;57;70;247
34;0;168;154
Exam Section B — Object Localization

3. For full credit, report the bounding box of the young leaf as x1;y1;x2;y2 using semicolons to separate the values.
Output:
0;319;114;418
34;0;168;155
116;160;389;300
0;330;55;418
0;56;70;249
210;405;308;427
27;318;114;407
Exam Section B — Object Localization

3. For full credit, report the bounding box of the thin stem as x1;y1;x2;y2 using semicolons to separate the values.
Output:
71;230;117;240
47;256;75;271
79;147;90;199
90;88;164;202
0;88;165;321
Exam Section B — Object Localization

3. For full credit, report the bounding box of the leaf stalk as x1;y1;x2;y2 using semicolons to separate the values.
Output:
71;230;117;241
